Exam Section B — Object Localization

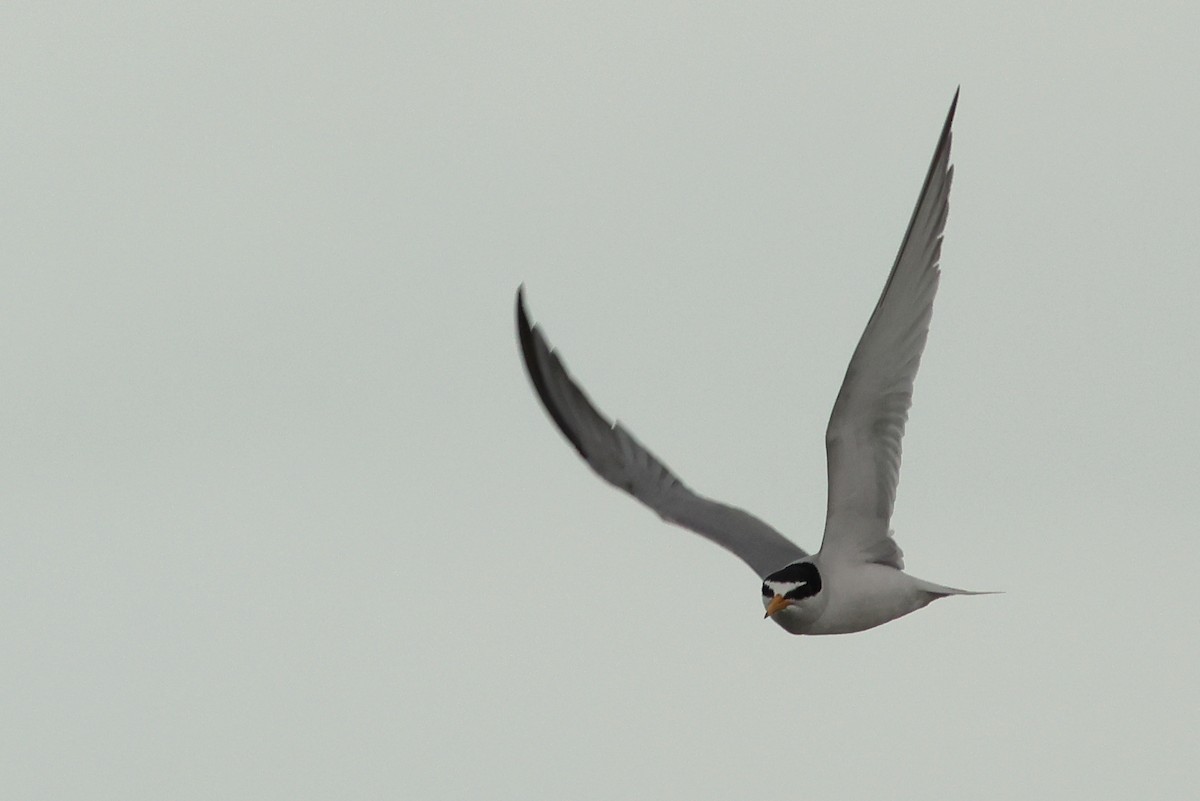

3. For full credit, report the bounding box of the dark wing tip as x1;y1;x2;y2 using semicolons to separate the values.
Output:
514;286;590;458
515;284;544;393
515;284;529;332
515;285;538;383
515;284;530;339
909;90;957;232
936;88;958;161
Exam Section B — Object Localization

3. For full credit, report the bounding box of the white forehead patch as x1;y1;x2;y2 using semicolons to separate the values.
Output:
765;580;807;596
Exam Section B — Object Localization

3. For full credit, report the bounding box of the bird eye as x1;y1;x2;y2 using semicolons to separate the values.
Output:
761;583;772;597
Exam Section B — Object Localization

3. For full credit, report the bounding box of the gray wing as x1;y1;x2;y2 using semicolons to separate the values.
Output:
819;90;957;569
517;288;806;578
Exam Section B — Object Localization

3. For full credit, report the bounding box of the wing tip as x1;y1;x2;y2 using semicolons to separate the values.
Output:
514;286;593;459
515;283;529;329
515;284;538;376
936;88;958;163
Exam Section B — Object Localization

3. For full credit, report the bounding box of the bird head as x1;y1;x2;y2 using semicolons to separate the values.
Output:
761;560;823;632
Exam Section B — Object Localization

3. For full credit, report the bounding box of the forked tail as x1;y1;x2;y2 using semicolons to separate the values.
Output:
914;578;1002;598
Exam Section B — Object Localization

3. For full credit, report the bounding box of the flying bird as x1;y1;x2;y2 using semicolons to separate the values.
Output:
516;90;991;635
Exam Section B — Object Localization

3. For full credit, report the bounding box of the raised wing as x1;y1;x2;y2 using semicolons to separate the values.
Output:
517;288;806;578
819;90;957;569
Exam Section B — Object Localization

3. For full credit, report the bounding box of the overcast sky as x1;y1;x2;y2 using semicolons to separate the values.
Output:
3;4;1198;800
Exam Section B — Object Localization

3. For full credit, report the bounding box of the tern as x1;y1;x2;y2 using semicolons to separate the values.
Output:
516;90;991;635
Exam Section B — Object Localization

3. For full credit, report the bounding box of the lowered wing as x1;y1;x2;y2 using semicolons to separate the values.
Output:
517;287;806;578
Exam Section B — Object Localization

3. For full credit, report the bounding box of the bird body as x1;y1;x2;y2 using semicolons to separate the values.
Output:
772;555;977;636
517;90;993;636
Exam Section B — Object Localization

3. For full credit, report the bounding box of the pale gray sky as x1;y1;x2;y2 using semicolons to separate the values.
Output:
3;4;1198;800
